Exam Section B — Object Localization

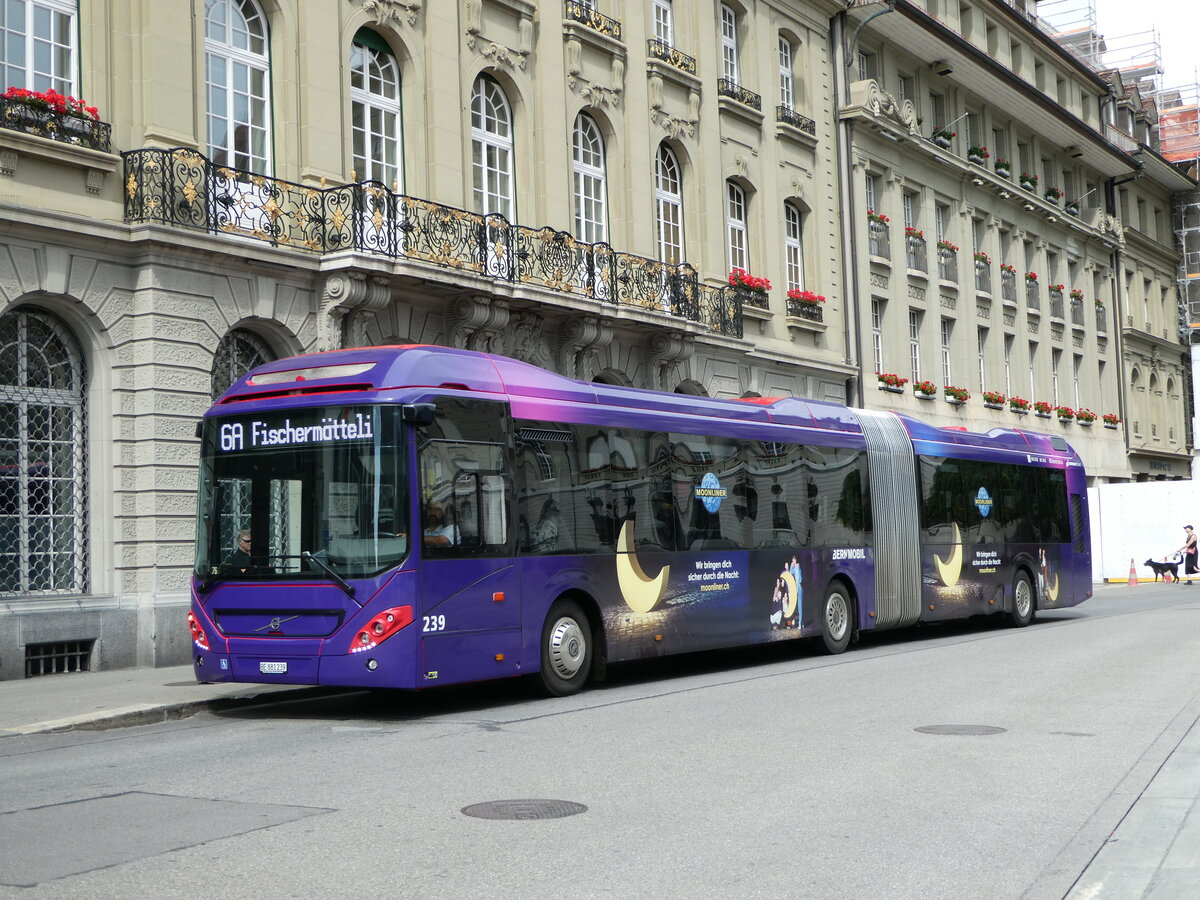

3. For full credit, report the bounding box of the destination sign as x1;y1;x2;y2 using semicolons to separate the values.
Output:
213;408;377;452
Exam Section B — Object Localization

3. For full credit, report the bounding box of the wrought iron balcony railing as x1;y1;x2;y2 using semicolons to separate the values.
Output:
563;1;622;40
975;262;991;294
868;221;890;260
1001;270;1017;303
122;147;741;337
1096;305;1107;333
1070;299;1084;327
1026;280;1041;312
0;97;112;152
906;236;927;273
786;299;824;322
717;78;761;110
776;105;816;135
1049;290;1065;320
647;39;696;74
938;250;958;283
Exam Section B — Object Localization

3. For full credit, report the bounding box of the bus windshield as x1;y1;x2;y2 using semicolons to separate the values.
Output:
194;405;408;581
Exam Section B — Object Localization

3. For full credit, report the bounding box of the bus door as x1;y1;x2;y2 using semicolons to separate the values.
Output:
414;397;522;686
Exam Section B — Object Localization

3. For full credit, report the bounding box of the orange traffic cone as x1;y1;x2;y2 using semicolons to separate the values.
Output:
1128;558;1138;586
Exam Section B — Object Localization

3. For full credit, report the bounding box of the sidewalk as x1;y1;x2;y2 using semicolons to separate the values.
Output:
0;664;316;737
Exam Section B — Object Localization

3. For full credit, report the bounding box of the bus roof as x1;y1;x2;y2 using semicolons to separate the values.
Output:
214;345;1078;461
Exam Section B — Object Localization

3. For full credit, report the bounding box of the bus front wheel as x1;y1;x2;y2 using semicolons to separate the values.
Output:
1010;572;1035;627
821;583;853;654
539;599;593;696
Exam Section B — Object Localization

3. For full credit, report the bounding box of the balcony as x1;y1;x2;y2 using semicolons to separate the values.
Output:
1070;299;1085;327
868;221;890;260
974;261;991;295
906;236;927;273
776;105;816;136
1026;280;1041;312
1001;270;1017;304
647;39;696;75
786;298;824;322
123;147;741;337
717;78;761;111
0;96;112;152
938;250;958;284
1049;290;1065;320
1096;305;1108;333
563;1;622;40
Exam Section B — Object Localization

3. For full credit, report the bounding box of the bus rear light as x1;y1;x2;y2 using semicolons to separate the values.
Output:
349;606;413;654
188;611;210;650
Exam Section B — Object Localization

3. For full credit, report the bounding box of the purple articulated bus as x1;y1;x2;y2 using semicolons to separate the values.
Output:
190;345;1091;695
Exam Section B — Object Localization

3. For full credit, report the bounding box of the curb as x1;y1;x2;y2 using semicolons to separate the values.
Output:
0;685;336;738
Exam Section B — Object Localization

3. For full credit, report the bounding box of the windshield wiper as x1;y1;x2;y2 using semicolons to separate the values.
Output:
301;551;356;597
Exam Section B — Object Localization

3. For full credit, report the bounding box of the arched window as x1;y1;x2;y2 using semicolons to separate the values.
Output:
572;112;607;243
726;181;748;273
470;76;514;219
655;143;683;265
0;0;76;95
205;0;271;172
784;202;805;291
0;308;87;595
350;29;402;188
211;329;274;400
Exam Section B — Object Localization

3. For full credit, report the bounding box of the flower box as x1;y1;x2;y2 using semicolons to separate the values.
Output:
1103;422;1119;429
984;401;1004;410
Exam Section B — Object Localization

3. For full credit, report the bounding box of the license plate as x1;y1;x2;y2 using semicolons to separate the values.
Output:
259;661;287;674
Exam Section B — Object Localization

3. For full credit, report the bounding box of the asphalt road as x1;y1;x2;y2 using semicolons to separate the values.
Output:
2;582;1198;899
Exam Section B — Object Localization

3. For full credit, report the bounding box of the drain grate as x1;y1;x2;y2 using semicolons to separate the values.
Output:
25;640;94;678
461;799;587;820
915;724;1007;736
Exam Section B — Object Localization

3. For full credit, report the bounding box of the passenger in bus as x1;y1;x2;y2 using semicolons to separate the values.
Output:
423;502;460;547
225;530;253;573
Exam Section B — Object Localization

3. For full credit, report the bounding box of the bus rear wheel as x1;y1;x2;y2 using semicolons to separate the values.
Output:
821;583;853;654
1010;572;1035;627
539;599;592;696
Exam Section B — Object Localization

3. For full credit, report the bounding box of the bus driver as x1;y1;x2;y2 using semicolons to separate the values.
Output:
423;501;460;547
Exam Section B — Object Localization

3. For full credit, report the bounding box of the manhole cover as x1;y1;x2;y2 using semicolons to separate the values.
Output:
915;724;1007;736
461;799;587;820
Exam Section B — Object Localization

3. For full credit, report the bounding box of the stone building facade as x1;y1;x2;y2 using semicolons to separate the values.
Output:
0;0;1193;679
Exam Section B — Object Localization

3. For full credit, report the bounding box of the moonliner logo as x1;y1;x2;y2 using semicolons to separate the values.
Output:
975;486;993;517
695;473;727;513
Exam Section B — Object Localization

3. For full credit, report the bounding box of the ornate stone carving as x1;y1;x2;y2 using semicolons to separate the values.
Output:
847;79;920;136
644;332;694;392
359;0;420;27
508;311;553;369
446;295;510;353
557;315;612;380
320;272;390;350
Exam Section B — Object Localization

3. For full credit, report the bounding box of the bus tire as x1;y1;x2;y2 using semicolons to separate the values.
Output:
821;582;853;654
539;599;593;696
1010;571;1036;628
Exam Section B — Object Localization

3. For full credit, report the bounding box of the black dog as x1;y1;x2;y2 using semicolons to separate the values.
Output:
1143;558;1181;583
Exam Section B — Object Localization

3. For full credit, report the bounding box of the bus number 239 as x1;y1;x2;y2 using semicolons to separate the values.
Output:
422;615;446;633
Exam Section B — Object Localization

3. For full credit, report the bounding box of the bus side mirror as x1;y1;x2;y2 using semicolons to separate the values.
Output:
401;403;437;426
195;421;204;438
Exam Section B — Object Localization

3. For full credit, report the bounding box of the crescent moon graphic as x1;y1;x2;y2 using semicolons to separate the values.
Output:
616;521;671;614
934;523;963;587
781;571;798;618
1047;573;1059;602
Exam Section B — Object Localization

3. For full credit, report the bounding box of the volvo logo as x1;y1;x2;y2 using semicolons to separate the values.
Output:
254;615;298;633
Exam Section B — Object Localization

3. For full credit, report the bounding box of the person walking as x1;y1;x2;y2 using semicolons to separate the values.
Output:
1181;525;1198;581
